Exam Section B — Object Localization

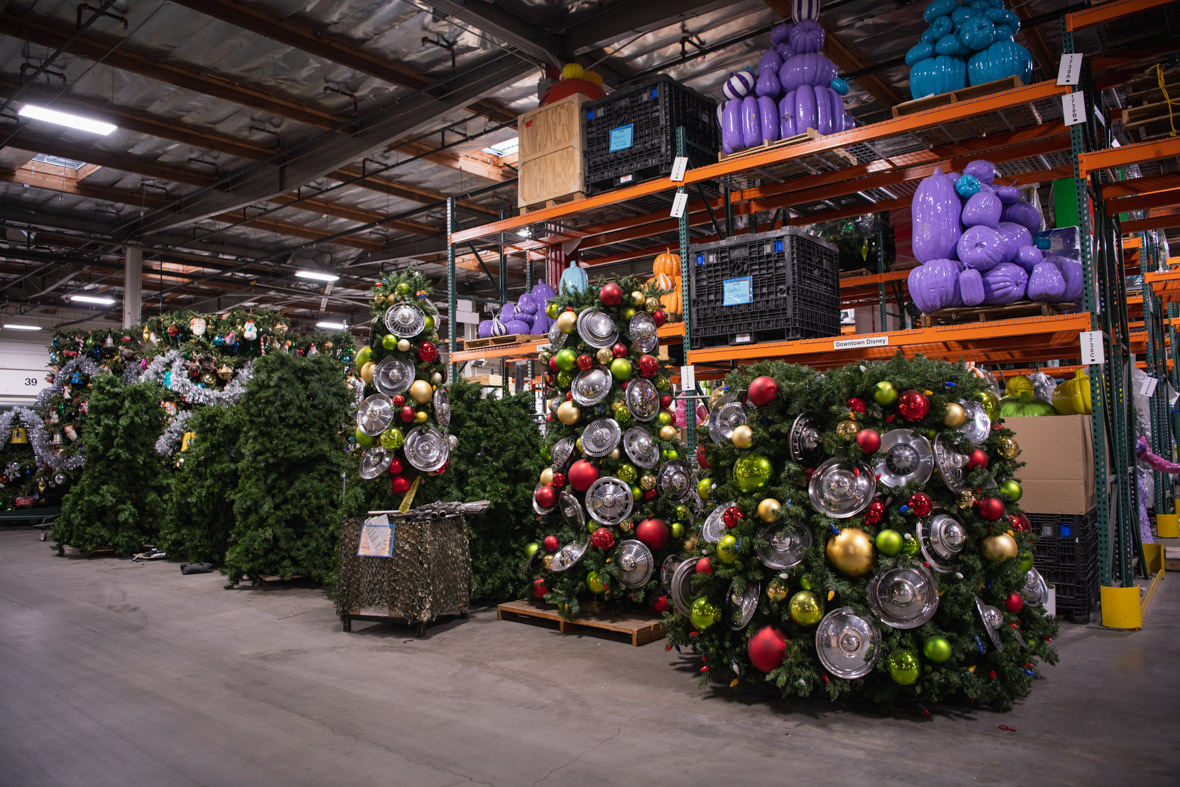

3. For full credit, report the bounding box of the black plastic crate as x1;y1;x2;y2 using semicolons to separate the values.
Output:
582;76;718;194
1053;579;1100;624
688;228;840;349
1027;509;1100;624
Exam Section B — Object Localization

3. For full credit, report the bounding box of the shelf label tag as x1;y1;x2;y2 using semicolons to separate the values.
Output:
1063;91;1086;126
680;364;696;392
1170;384;1180;406
1139;375;1159;398
670;156;689;182
833;335;889;350
670;190;689;218
1080;330;1105;365
1057;53;1083;86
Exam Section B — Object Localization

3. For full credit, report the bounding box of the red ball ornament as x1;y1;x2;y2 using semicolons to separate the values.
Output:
855;428;881;454
534;485;558;510
576;354;593;371
722;506;743;528
599;282;624;306
747;625;788;673
418;342;439;363
660;394;673;409
847;397;867;414
747;375;779;406
391;476;412;495
907;492;933;518
548;357;559;373
568;459;599;492
543;535;559;552
1010;513;1031;533
864;499;886;526
977;497;1005;521
696;557;713;574
611;343;628;358
399;405;416;422
697;445;711;469
387;458;404;476
652;309;667;327
590;527;615;550
531;578;548;599
546;412;554;423
551;472;567;488
897;390;930;422
635;518;670;550
638;354;658;377
392;395;405;407
565;392;573;401
1005;592;1024;614
644;488;658;500
652;595;671;613
967;449;989;470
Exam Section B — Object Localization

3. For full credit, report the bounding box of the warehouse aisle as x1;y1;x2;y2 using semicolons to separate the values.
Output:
1;528;1176;786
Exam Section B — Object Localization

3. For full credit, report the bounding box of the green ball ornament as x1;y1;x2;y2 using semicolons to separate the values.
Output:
382;334;398;350
875;529;903;556
586;571;606;594
698;478;713;500
675;504;691;521
662;448;680;461
1017;551;1034;573
690;597;721;630
524;542;540;558
610;358;633;380
717;534;739;563
1000;479;1023;502
613;406;632;425
631;485;643;501
657;411;673;426
356;346;373;367
901;536;921;557
654;376;670;392
733;453;773;492
557;371;573;388
888;648;921;685
670;522;685;539
873;380;899;406
355;428;377;447
396;282;411;295
422;315;435;333
799;575;815;591
788;591;824;626
380;427;405;450
978;389;1001;422
617;463;638;484
555;348;578;372
923;636;952;663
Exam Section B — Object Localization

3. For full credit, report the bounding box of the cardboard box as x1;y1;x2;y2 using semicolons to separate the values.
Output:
1004;415;1097;515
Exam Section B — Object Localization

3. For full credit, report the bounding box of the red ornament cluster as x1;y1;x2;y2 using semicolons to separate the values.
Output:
590;527;616;550
864;499;887;525
722;506;743;528
418;342;439;363
638;355;659;377
897;389;930;422
907;492;933;517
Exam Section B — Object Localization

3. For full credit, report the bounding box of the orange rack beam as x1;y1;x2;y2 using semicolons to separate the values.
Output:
1065;0;1177;32
450;321;683;363
1145;269;1180;303
1078;137;1180;178
686;312;1094;370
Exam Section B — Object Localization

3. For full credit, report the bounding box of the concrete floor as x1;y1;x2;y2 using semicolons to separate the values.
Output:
1;528;1177;786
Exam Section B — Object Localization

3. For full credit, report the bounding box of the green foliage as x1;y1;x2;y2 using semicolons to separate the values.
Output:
223;353;352;585
663;354;1058;710
54;377;168;555
157;403;247;563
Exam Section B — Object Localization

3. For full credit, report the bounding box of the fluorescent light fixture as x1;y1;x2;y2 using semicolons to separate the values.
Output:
295;270;340;282
19;104;116;136
3;323;42;331
69;294;117;305
517;228;531;238
481;137;518;158
316;321;347;330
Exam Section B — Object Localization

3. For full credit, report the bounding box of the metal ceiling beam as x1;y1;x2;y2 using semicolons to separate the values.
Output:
423;1;562;68
564;0;733;56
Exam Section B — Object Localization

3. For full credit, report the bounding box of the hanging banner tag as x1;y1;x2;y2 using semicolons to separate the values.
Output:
670;190;689;218
680;364;696;392
1057;53;1083;85
1139;375;1159;397
833;335;890;350
670;156;689;182
1062;91;1086;126
1079;331;1105;365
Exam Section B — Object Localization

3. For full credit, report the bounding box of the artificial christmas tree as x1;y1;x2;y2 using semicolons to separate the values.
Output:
528;276;692;618
664;355;1057;710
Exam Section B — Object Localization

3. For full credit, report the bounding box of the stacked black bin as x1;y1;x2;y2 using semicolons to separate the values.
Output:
1030;509;1100;623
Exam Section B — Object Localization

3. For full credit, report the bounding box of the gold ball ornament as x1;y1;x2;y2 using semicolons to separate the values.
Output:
415;411;429;423
596;348;614;365
644;298;659;314
539;467;555;486
943;402;967;428
956;490;978;509
608;448;621;460
640;474;657;490
826;527;876;577
556;310;578;334
543;554;554;570
630;290;646;307
981;533;1019;562
557;400;582;425
997;438;1020;459
360;362;376;385
757;498;782;522
836;419;858;438
397;338;411;352
731;424;754;448
622;307;636;320
766;578;789;602
409;380;433;404
659;425;678;441
683;534;699;552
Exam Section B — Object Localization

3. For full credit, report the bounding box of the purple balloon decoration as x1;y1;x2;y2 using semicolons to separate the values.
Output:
517;293;538;314
759;49;783;74
477;320;493;339
1027;261;1067;302
503;319;530;335
721;98;742;153
756;67;783;99
779;92;797;138
994;185;1021;205
1014;244;1043;272
790;19;825;53
758;96;781;143
962;191;1002;228
741;95;761;149
779;52;838;93
770;22;793;45
959;268;986;306
962;160;996;185
996;221;1033;263
497;301;516;322
1059;257;1084;302
911;168;963;264
794;84;818;135
1001;201;1044;233
489;317;509;337
908;258;964;313
531;281;557;301
981;262;1029;305
958;225;1007;270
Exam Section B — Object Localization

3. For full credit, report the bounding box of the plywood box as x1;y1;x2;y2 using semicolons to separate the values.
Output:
518;92;589;160
517;147;583;208
1005;415;1101;515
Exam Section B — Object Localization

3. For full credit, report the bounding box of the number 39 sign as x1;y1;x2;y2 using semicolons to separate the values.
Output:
0;368;45;396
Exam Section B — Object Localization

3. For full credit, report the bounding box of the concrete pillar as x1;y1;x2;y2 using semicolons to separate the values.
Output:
123;246;142;329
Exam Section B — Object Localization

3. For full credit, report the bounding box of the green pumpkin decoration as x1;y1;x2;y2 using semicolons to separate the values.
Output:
999;390;1058;417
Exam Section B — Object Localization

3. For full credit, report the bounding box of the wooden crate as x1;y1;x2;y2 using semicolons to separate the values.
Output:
461;333;544;349
518;147;584;209
517;93;588;209
519;92;588;160
497;599;666;646
892;76;1024;118
920;301;1077;328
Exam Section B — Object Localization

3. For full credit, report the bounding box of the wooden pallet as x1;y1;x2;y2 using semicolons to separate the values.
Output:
920;301;1078;328
1164;546;1180;573
520;191;585;215
497;599;665;646
461;333;545;350
893;76;1024;118
718;129;833;163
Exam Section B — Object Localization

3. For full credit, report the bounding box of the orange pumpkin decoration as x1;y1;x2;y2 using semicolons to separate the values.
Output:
650;248;683;315
654;248;680;277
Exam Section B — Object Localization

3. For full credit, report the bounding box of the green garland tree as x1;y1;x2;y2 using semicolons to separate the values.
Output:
223;353;351;584
0;422;54;511
53;376;169;555
529;276;690;618
664;355;1057;710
